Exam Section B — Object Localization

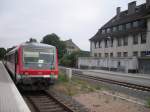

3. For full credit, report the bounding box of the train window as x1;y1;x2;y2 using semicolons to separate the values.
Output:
24;52;39;58
10;54;13;63
24;51;39;63
23;47;55;69
23;48;55;64
12;53;15;63
39;52;54;64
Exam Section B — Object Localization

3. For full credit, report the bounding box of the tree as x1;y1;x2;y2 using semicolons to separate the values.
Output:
41;33;66;59
0;48;6;60
26;38;37;43
29;38;37;42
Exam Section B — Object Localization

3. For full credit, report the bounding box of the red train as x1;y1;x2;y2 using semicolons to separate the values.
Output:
4;42;58;89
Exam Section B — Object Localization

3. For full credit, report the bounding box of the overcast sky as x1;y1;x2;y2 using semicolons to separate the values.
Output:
0;0;145;51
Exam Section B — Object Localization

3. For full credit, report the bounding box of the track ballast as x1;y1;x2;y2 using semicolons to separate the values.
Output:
23;90;74;112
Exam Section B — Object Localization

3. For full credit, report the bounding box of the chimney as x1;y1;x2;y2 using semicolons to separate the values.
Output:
146;0;150;8
116;7;121;15
128;1;136;15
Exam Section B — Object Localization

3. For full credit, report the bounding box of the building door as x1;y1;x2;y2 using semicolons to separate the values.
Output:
138;58;150;74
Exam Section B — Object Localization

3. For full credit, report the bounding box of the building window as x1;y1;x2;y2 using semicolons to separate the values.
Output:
110;53;113;57
118;25;123;31
133;51;138;57
67;51;71;54
117;38;122;47
139;20;146;28
113;26;117;32
68;46;74;49
105;40;108;48
123;24;126;30
133;21;138;27
107;28;111;33
133;35;138;44
123;37;128;46
105;53;109;58
117;52;121;57
117;61;121;67
126;23;131;29
94;53;97;57
102;29;105;34
140;51;146;57
99;53;101;57
141;32;146;44
123;52;128;57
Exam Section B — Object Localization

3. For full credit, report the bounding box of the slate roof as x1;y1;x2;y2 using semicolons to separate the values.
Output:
90;3;150;41
64;39;80;50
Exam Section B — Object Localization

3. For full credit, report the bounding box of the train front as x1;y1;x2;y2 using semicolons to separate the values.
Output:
19;43;58;89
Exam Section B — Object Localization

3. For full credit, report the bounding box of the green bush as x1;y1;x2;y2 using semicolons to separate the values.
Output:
60;51;90;67
0;48;6;60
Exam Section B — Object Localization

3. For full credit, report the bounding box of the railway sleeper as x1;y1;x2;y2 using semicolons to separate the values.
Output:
38;105;63;109
34;101;56;105
30;97;54;101
39;107;65;112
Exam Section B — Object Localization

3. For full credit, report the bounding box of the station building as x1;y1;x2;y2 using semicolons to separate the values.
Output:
64;39;80;55
78;0;150;74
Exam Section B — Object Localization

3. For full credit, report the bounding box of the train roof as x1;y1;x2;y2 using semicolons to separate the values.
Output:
21;42;56;49
6;42;56;55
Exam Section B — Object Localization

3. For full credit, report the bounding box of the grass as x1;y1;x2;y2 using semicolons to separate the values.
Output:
146;98;150;108
58;72;69;83
52;72;104;96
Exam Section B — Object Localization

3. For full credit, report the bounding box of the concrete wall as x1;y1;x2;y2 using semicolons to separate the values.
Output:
78;57;138;73
147;18;150;47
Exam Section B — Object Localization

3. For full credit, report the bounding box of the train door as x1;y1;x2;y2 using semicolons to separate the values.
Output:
14;51;18;83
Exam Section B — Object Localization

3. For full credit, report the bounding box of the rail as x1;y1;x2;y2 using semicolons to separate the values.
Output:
72;70;150;92
22;90;74;112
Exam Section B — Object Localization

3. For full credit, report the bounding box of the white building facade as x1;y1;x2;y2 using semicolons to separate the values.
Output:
78;1;150;74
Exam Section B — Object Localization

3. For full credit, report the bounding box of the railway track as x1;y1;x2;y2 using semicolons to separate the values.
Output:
23;90;74;112
72;70;150;92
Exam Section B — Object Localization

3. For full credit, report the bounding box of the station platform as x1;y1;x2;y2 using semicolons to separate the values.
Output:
60;67;150;87
87;69;150;79
0;62;31;112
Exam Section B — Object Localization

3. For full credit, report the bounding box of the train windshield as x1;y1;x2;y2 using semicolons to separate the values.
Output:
23;48;55;69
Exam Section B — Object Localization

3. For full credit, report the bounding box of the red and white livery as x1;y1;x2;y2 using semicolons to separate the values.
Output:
5;42;58;88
